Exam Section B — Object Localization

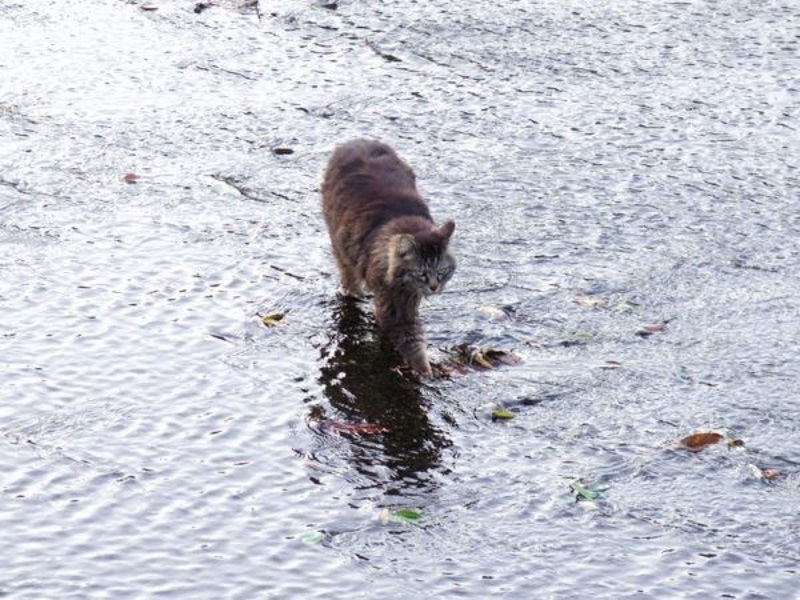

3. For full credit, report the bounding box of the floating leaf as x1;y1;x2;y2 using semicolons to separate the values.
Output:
442;344;522;373
749;464;785;481
761;468;784;481
726;438;745;449
301;531;326;545
392;508;422;524
571;480;600;501
613;300;638;313
260;312;284;327
491;408;515;421
678;432;724;452
123;173;140;184
559;330;593;346
272;147;295;156
636;323;664;337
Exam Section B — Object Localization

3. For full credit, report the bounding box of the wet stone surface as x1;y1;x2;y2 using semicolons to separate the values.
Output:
1;0;799;598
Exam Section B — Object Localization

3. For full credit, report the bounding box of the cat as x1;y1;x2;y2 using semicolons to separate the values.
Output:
321;139;456;377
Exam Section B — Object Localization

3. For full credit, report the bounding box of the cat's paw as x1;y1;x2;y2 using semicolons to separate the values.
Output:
411;358;433;379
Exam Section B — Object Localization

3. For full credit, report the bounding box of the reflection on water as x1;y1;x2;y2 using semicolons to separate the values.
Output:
310;297;450;499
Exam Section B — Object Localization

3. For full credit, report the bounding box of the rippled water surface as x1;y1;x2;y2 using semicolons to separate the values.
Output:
2;0;799;597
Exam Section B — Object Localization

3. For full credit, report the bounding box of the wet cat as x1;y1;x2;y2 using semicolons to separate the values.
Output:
322;139;456;377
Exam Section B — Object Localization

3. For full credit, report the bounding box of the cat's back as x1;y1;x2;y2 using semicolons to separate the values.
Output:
325;139;414;189
322;139;422;217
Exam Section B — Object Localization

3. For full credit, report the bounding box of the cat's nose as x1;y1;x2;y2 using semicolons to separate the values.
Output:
429;282;439;293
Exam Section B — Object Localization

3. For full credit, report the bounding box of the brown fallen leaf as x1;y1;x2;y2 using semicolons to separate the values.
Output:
677;431;724;452
637;323;664;337
750;464;785;481
443;344;521;372
123;173;140;184
761;468;784;481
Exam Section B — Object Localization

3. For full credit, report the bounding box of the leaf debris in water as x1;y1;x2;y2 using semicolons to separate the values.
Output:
379;507;422;525
559;329;593;346
441;344;522;373
677;432;724;452
571;480;607;502
636;323;665;337
749;465;785;482
491;408;515;421
301;531;326;545
613;300;638;313
260;312;285;327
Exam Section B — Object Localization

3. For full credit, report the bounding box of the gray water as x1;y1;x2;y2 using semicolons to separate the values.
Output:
1;0;799;598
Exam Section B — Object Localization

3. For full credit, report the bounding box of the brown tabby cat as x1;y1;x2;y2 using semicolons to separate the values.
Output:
322;139;456;377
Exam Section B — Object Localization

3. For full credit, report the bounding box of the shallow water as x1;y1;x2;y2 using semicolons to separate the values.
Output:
1;0;799;598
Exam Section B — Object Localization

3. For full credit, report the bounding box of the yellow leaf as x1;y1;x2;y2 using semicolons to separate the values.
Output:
261;312;284;327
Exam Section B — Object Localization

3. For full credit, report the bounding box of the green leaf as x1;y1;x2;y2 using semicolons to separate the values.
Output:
301;531;326;545
613;300;638;313
491;409;516;421
571;480;600;501
392;508;422;524
560;330;593;345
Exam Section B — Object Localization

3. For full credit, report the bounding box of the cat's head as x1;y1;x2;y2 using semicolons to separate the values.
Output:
388;220;456;296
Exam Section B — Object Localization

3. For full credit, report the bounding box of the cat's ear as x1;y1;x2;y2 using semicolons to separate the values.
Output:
395;234;418;260
438;220;455;240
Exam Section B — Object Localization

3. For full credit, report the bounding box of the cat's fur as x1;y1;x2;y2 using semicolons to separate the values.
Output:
322;139;456;377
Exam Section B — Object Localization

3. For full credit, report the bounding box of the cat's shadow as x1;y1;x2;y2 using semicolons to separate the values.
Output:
312;296;451;496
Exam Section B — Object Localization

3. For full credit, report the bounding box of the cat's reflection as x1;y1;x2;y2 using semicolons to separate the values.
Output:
311;296;450;498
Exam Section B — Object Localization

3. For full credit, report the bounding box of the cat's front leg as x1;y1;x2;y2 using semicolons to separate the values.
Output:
403;338;433;378
374;292;432;377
